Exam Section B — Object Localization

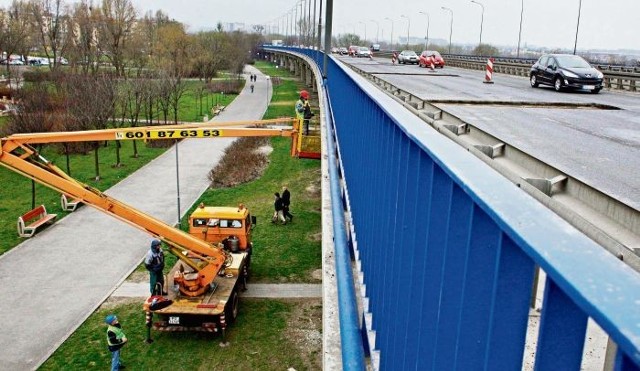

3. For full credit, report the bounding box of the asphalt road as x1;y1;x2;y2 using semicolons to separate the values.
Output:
337;55;640;211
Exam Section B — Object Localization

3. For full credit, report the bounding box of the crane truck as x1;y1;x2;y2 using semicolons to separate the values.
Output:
0;119;296;340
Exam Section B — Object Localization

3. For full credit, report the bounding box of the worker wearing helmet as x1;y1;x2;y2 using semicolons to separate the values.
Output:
105;314;127;371
144;239;166;295
295;90;313;135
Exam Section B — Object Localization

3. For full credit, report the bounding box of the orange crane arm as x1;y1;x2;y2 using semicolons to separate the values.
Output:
0;119;297;293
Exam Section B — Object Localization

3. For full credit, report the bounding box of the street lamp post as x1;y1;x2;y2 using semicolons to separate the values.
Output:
441;7;454;54
418;11;430;50
384;17;394;51
370;19;380;43
359;21;367;42
517;0;524;57
400;14;410;48
573;0;582;55
470;0;484;49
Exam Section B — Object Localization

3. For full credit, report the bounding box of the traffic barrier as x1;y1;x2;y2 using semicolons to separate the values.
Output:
429;59;436;72
392;52;397;64
484;57;495;84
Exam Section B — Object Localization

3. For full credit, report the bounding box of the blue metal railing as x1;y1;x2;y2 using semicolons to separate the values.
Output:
268;47;640;370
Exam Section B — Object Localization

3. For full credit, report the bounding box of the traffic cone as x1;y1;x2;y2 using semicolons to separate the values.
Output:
484;57;495;84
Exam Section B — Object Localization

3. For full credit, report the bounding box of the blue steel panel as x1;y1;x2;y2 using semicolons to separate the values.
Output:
615;351;640;371
383;134;412;369
412;164;455;370
535;278;588;371
485;235;535;370
398;146;431;371
432;184;474;370
454;206;502;370
270;48;640;369
376;123;401;344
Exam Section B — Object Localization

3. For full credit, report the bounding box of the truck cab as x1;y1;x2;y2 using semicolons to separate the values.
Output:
188;203;255;254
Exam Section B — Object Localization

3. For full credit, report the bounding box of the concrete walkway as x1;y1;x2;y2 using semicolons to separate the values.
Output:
0;65;270;370
113;282;322;299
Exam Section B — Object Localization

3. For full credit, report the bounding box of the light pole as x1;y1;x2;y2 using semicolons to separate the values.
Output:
400;14;410;48
265;76;271;110
359;21;367;42
370;19;380;43
441;7;453;54
517;0;524;57
573;0;582;55
470;0;484;49
418;11;430;50
384;17;394;51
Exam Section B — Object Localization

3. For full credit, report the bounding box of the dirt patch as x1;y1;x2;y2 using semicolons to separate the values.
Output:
126;271;148;283
308;232;322;242
305;172;322;199
100;297;141;310
284;299;323;370
208;137;271;188
310;269;323;281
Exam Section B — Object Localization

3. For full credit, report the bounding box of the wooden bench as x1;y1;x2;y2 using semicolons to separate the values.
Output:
61;194;82;212
17;205;57;238
211;105;226;116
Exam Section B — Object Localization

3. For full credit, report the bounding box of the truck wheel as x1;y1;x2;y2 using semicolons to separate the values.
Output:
225;290;239;323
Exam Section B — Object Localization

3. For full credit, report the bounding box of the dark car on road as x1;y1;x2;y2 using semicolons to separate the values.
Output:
530;54;603;93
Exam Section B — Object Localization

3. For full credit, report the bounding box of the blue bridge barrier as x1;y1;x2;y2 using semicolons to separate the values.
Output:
267;47;640;371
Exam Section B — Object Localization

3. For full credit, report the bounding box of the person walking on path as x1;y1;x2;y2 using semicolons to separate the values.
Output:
105;314;127;371
272;192;287;224
144;239;166;295
281;185;293;222
250;84;254;93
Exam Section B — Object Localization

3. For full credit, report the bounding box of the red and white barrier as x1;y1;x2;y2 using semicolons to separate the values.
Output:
429;59;436;72
392;52;397;64
484;57;495;84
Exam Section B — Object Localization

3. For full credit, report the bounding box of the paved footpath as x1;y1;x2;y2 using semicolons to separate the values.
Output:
113;282;322;299
0;65;270;370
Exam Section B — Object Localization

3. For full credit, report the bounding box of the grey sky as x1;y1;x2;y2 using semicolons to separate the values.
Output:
1;0;638;51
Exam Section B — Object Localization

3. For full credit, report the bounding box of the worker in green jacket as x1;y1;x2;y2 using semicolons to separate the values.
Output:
105;314;127;371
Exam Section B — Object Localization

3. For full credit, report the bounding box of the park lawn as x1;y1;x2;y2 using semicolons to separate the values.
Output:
0;80;241;255
39;299;321;371
0;142;166;255
42;60;323;368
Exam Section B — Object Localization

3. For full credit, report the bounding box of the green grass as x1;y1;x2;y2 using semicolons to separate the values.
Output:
0;81;240;255
175;80;239;122
0;143;166;255
40;299;320;371
177;62;322;282
41;61;323;368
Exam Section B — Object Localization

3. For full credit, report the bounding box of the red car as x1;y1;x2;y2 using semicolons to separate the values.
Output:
419;50;445;68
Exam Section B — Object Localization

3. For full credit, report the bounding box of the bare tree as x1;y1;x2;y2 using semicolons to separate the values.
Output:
99;0;136;76
0;2;33;84
67;0;102;75
64;73;116;180
28;0;72;71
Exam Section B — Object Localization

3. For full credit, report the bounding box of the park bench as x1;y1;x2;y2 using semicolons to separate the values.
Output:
61;193;82;212
17;205;57;238
211;104;226;116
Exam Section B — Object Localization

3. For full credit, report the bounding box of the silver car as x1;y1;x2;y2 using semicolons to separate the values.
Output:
398;50;418;64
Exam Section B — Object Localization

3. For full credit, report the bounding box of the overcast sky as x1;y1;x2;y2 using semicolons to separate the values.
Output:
2;0;638;51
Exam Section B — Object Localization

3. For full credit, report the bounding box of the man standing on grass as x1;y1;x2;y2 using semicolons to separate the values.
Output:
282;185;293;222
105;314;127;371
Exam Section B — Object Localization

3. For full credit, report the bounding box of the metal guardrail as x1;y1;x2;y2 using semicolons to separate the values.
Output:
267;47;640;370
